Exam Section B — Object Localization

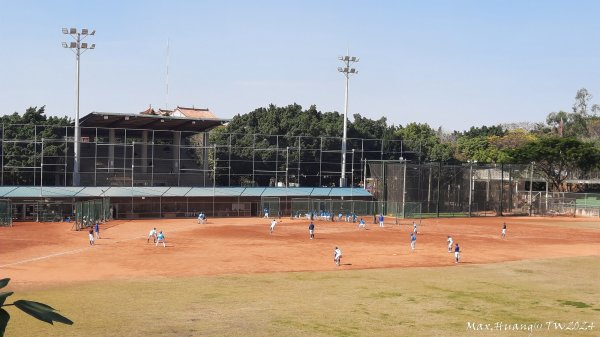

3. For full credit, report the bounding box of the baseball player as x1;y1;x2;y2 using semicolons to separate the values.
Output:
413;221;418;234
88;228;95;246
94;222;101;239
454;243;461;263
358;218;366;229
501;223;507;238
147;227;157;243
197;211;206;224
333;247;342;266
156;230;166;247
309;221;315;239
379;214;384;227
269;219;277;234
447;236;453;252
410;232;416;251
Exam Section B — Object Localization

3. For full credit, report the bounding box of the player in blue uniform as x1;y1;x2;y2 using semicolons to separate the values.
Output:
156;231;166;247
308;222;315;239
454;243;460;263
410;232;416;251
94;222;101;239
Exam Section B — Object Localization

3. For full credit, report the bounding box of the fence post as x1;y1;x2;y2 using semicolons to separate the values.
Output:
436;162;441;217
499;163;503;217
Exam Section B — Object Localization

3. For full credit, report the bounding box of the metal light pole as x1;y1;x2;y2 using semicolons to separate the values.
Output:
529;161;535;216
40;138;44;197
286;146;289;188
401;157;407;219
468;160;477;217
351;149;355;188
337;54;359;187
62;27;96;186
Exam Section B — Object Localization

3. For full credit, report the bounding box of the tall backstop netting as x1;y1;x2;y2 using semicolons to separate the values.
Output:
368;161;550;218
0;199;12;227
290;199;381;221
74;198;111;230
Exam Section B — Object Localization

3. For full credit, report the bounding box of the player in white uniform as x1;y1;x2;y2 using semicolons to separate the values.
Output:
501;223;507;238
333;247;342;266
447;236;453;252
269;219;277;234
88;228;95;246
413;222;418;234
147;227;157;243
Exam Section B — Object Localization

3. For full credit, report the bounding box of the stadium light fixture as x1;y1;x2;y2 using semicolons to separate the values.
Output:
337;51;359;187
62;26;96;186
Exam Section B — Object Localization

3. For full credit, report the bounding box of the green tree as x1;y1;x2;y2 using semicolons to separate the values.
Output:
546;110;588;138
462;125;506;138
348;114;388;139
0;278;73;336
573;88;593;116
1;106;71;185
394;123;442;162
509;137;600;191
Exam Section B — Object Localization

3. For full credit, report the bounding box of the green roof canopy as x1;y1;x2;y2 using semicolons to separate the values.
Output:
0;186;372;198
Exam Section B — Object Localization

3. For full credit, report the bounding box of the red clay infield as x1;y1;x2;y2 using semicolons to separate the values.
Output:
1;216;599;289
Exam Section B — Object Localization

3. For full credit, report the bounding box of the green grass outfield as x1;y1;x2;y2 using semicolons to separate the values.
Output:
5;256;599;337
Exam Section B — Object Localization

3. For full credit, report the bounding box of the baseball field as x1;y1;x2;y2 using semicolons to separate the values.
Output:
0;216;598;336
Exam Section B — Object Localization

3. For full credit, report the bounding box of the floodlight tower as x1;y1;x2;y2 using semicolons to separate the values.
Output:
62;27;96;186
337;54;359;187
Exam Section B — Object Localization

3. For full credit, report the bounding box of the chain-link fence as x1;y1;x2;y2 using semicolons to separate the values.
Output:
35;201;72;222
367;161;554;218
74;198;111;230
0;199;12;227
290;199;382;222
261;197;281;218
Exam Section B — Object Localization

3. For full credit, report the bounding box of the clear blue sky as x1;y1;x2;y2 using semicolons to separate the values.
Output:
1;0;599;132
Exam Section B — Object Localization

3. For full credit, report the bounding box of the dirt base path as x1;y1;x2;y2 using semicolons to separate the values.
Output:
1;216;599;289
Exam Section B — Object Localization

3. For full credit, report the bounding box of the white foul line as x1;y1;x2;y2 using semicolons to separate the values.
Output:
0;247;90;268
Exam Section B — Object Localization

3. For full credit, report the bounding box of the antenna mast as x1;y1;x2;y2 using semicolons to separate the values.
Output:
166;38;170;110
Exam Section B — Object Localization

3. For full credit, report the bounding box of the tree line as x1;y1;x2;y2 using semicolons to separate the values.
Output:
211;88;600;191
3;88;600;191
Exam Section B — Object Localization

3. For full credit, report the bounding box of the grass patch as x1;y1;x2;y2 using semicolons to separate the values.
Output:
558;300;592;308
3;256;599;337
368;291;402;299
